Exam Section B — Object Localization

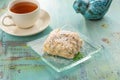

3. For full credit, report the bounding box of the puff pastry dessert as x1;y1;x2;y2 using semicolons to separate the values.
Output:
43;29;83;59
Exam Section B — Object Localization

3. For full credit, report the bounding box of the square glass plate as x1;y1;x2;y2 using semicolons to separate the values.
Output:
27;24;102;72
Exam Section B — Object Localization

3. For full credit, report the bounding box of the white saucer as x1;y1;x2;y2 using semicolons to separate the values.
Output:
0;9;50;36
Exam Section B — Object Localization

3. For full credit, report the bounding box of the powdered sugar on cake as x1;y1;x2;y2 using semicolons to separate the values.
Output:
43;29;83;59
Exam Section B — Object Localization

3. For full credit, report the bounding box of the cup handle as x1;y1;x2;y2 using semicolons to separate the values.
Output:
2;15;16;26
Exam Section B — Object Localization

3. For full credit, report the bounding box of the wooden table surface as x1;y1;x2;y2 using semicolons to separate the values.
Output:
0;0;120;80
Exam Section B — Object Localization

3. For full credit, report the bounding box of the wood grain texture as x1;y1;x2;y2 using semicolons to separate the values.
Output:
0;0;120;80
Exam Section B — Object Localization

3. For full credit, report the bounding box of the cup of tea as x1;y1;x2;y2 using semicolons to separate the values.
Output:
2;0;40;29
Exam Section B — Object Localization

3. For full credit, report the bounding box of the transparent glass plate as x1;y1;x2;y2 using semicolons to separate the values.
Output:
27;24;102;72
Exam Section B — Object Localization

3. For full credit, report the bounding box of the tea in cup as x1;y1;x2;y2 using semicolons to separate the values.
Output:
2;0;40;29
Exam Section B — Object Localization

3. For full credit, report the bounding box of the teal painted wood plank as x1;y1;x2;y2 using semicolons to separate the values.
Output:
0;31;2;41
0;41;4;57
0;42;52;80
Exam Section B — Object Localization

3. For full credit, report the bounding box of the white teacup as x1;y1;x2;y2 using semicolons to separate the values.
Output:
2;0;40;29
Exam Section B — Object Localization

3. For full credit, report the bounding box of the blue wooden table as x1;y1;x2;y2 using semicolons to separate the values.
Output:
0;0;120;80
